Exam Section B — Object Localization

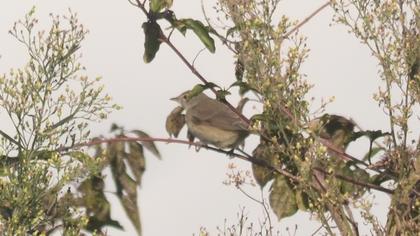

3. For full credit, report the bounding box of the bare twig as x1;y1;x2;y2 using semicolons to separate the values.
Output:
284;1;331;38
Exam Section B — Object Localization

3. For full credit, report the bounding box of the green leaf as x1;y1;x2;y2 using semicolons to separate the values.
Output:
150;0;173;13
188;84;205;99
142;21;162;63
131;130;161;158
177;19;215;53
269;176;298;220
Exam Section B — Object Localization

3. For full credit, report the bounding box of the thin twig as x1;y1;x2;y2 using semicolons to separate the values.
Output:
131;0;251;126
313;167;394;194
284;1;331;38
61;136;395;194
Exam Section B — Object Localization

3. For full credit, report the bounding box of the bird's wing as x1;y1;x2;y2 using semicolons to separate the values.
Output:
188;99;248;131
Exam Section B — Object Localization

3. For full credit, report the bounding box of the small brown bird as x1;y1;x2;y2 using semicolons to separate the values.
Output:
170;91;249;149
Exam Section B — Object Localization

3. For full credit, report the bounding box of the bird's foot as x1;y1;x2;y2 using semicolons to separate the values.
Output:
194;142;206;152
226;148;236;158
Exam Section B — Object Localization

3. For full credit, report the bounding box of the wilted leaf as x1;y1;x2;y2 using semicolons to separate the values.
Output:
121;195;142;236
251;143;277;188
296;190;310;211
235;59;244;81
150;0;173;13
339;164;370;199
119;172;138;199
142;21;162;63
108;141;128;195
78;176;123;232
127;142;146;184
165;106;185;137
269;176;298;220
131;130;161;158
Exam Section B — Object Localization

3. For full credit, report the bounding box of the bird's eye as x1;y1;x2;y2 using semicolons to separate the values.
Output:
183;94;188;99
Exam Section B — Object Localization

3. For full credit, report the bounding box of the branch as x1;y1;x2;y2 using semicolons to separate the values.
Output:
62;136;394;194
0;130;22;149
284;1;331;38
313;167;394;194
131;0;251;126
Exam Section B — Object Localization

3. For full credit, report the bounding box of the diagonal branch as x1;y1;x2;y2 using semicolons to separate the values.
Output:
284;1;331;38
0;130;22;149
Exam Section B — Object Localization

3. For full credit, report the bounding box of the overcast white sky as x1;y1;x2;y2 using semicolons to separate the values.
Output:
0;0;407;235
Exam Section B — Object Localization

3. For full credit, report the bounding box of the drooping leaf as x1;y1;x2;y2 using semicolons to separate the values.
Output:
142;21;162;63
127;142;146;184
131;130;161;158
174;19;215;53
119;172;138;199
295;190;310;211
370;172;393;185
108;141;127;196
105;138;142;235
165;106;185;138
251;143;277;188
229;80;255;96
121;195;142;235
269;176;298;220
338;164;370;199
235;59;244;81
78;176;123;232
150;0;173;13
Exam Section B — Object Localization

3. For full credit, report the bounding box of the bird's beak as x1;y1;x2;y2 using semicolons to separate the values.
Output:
170;97;178;102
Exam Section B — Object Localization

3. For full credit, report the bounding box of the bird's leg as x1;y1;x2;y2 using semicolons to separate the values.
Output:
194;142;209;152
226;148;236;157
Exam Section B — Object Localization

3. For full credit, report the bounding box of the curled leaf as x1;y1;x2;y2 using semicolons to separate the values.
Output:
131;130;161;158
142;21;162;63
174;19;215;53
150;0;173;13
165;106;185;138
251;143;277;188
